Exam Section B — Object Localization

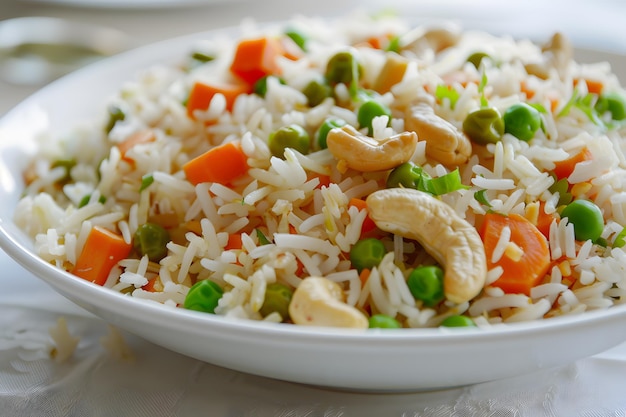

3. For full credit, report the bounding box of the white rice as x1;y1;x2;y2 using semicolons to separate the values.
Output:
490;225;511;263
13;12;626;330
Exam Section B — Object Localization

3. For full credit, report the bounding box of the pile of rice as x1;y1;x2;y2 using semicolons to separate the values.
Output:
14;12;626;328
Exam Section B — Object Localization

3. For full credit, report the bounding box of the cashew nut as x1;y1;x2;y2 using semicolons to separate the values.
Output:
401;24;461;56
524;32;573;80
373;52;409;94
365;188;486;304
289;276;368;328
405;102;472;167
326;125;418;172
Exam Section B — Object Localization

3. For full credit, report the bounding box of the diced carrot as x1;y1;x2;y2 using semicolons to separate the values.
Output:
225;233;243;250
348;197;377;236
295;259;305;277
359;268;371;285
552;147;592;181
142;276;163;292
546;256;577;290
367;36;382;49
117;130;156;162
183;140;248;186
229;37;284;85
307;173;331;189
71;226;132;286
586;79;604;95
361;33;396;50
526;201;556;239
520;81;559;113
520;80;535;100
348;197;367;210
548;96;559;113
317;174;331;189
535;202;557;239
186;80;249;119
365;35;385;49
575;78;604;95
479;212;551;296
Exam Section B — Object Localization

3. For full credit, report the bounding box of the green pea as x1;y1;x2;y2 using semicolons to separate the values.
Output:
503;102;542;141
105;105;125;133
316;117;346;149
302;78;332;107
350;238;386;273
467;51;490;69
184;279;223;314
463;107;504;145
285;28;307;51
253;75;286;98
268;124;310;158
259;283;293;320
407;265;445;307
594;92;626;121
368;314;402;329
357;100;392;135
560;199;604;242
596;237;609;248
440;315;476;328
325;51;362;86
386;161;423;189
548;177;572;207
133;222;171;262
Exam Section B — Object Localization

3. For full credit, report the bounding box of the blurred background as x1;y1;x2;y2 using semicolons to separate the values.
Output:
1;0;626;115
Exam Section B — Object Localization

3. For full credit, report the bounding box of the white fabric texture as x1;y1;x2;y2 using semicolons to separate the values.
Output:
1;249;626;417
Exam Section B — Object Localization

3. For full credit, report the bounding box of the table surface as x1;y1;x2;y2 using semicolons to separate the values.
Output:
2;0;626;415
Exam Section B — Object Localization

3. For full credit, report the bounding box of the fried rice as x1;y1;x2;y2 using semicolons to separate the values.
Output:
14;12;626;329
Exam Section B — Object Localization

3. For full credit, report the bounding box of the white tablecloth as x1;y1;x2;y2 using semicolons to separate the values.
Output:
2;0;626;415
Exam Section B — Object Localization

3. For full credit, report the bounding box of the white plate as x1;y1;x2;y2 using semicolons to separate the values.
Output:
2;27;626;392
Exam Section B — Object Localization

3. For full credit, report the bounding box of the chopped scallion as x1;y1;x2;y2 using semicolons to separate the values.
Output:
140;174;154;191
435;84;460;109
256;229;272;245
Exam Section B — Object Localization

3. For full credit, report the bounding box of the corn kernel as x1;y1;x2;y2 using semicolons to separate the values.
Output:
570;182;592;198
558;260;572;277
525;201;540;226
504;241;524;262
